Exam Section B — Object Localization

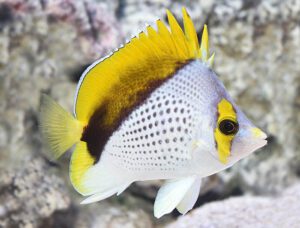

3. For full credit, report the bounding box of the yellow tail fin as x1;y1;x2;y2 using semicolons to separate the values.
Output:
40;94;84;159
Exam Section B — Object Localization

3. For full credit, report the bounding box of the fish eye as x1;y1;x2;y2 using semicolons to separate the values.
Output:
218;119;239;135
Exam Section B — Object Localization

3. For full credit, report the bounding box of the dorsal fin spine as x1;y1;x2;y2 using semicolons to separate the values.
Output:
200;24;209;61
166;9;188;58
156;20;176;56
182;7;200;58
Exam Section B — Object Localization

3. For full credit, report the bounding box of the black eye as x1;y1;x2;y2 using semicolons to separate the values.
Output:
219;119;239;135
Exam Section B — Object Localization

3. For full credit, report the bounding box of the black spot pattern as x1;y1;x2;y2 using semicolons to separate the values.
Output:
106;61;216;172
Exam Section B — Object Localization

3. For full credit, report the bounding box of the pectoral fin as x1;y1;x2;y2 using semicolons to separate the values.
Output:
154;176;201;218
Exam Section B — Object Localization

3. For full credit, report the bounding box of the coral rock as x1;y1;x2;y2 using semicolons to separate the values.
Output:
167;183;300;228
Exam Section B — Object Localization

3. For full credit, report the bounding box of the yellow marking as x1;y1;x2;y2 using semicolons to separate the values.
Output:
251;127;267;139
70;141;95;195
75;8;211;125
214;99;238;164
182;8;200;58
40;94;84;159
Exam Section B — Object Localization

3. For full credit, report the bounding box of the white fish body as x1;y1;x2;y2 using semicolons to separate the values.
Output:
81;61;249;217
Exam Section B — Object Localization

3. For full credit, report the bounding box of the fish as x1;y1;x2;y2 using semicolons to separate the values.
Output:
40;8;268;218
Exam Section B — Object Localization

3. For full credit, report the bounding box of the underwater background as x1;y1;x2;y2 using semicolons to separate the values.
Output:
0;0;299;227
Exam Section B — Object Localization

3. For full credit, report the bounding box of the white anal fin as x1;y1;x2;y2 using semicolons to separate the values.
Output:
81;187;119;204
81;182;132;204
154;176;200;218
176;178;201;214
80;160;133;203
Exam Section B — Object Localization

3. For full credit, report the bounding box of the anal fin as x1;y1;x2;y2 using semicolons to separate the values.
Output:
154;176;201;218
70;141;95;195
81;182;132;204
78;157;133;203
81;187;120;204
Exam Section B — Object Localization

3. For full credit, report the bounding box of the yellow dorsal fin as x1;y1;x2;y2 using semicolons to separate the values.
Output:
74;9;213;124
147;26;158;38
200;24;209;61
182;7;200;57
166;9;189;58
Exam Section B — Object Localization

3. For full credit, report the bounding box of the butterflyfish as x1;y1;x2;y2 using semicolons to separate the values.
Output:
40;8;267;218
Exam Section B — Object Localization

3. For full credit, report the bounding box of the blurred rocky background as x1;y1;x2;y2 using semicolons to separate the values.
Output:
0;0;299;227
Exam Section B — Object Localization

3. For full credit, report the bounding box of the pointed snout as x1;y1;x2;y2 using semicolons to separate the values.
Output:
251;127;267;140
244;127;268;150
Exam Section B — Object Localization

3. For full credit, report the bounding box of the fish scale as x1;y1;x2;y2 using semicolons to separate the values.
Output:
104;60;220;175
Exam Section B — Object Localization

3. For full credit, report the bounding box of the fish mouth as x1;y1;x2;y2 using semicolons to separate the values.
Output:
259;132;268;146
252;127;268;149
247;127;268;151
260;135;268;148
260;138;268;147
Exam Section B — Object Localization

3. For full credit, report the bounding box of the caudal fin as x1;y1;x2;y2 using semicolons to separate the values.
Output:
40;94;131;198
40;94;101;196
39;94;84;159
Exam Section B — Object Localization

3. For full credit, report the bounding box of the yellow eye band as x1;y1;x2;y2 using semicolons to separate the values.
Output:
214;99;238;164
